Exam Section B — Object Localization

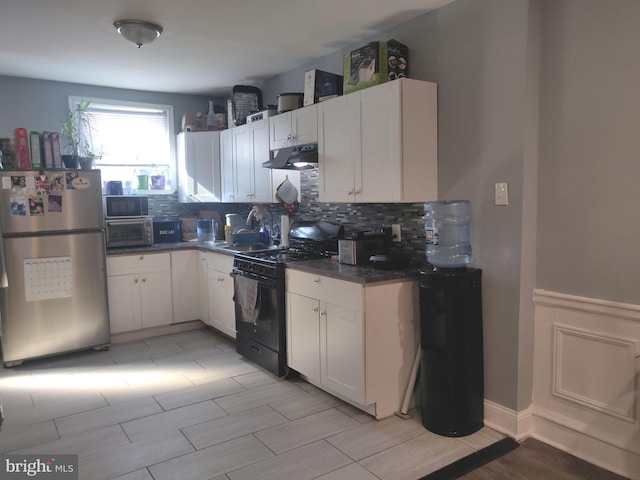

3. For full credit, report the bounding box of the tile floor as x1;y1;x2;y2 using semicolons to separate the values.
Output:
0;327;504;480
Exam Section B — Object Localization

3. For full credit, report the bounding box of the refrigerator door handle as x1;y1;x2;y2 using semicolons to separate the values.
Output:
0;238;8;288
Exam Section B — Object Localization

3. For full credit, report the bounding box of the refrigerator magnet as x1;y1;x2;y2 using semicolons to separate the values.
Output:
29;194;44;216
48;194;62;213
50;174;65;192
10;196;27;216
65;172;79;189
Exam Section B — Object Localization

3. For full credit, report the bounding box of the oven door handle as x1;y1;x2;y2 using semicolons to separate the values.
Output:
232;268;278;289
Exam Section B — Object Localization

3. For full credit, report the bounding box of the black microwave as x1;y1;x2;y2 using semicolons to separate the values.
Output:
104;195;149;218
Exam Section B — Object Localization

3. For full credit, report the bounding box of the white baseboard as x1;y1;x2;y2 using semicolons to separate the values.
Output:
532;411;640;479
483;399;532;441
111;320;206;344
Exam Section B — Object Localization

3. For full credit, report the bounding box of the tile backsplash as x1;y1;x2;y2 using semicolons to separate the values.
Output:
146;169;428;261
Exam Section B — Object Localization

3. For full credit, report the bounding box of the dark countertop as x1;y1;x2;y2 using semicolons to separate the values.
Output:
285;257;419;285
106;242;420;285
106;240;236;257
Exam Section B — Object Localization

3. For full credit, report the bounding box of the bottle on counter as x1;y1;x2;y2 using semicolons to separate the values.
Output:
225;225;233;246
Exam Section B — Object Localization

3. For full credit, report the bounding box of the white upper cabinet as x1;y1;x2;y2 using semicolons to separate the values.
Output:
177;131;222;203
230;119;273;203
220;128;235;203
269;104;318;150
318;78;438;203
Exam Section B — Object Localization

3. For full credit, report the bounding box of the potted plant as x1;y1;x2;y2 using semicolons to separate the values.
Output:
60;99;101;169
149;164;166;190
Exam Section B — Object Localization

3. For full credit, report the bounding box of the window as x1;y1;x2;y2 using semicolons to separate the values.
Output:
69;96;175;194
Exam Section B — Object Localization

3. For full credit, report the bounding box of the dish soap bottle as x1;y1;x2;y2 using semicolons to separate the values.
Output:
225;225;233;246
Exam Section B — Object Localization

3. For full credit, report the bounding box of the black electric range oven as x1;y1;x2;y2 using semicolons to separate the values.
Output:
232;221;344;377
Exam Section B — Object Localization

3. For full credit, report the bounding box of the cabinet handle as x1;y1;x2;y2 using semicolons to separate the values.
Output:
312;306;319;313
354;189;361;194
347;189;354;195
313;278;320;284
134;278;138;284
141;278;146;283
320;311;327;317
139;256;144;261
218;277;224;282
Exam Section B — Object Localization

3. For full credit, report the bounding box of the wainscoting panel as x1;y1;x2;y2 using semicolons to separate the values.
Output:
532;289;640;479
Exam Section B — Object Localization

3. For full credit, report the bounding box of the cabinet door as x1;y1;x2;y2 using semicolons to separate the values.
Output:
140;270;173;329
177;131;221;203
322;302;365;404
208;268;236;338
251;119;272;203
269;111;293;150
233;124;253;202
198;252;210;324
287;292;321;382
171;250;200;323
318;94;361;202
220;128;236;203
358;82;401;202
292;104;318;145
107;274;142;334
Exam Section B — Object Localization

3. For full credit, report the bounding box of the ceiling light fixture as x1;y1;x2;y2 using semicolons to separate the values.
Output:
113;19;163;48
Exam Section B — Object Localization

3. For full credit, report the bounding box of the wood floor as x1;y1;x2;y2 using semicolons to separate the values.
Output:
460;437;629;480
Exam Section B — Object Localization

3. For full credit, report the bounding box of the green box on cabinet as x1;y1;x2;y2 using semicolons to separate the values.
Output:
343;39;408;94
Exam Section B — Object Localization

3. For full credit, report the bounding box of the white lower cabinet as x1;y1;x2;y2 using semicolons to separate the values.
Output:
206;252;236;339
198;251;210;324
286;268;418;419
171;250;200;323
106;253;173;334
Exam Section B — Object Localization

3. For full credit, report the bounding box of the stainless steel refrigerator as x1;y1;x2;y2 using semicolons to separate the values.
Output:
0;169;110;367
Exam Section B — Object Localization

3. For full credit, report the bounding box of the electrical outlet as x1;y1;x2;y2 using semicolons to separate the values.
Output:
392;224;402;242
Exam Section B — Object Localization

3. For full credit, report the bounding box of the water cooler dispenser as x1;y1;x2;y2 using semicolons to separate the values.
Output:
419;200;484;436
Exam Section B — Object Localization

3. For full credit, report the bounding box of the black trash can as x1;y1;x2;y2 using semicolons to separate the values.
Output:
419;266;484;437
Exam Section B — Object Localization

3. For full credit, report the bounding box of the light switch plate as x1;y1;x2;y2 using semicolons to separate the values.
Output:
495;182;509;206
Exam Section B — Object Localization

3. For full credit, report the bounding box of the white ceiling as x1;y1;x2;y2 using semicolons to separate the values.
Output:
0;0;454;96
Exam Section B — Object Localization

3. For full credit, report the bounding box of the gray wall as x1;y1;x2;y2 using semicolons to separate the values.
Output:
537;0;640;305
0;75;223;141
262;0;533;410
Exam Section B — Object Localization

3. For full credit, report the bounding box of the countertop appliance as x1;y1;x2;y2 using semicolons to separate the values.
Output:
105;216;153;248
104;195;149;218
338;231;387;266
232;220;343;376
0;169;110;367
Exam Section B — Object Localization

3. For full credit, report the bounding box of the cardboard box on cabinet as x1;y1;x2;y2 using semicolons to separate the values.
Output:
303;69;343;105
343;39;409;94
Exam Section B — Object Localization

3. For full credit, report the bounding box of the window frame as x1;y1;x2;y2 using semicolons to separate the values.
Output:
68;95;176;195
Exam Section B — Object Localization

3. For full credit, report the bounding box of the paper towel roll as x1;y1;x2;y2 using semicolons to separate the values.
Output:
281;215;290;247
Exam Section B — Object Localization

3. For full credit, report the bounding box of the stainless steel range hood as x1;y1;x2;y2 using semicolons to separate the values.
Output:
262;143;318;170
